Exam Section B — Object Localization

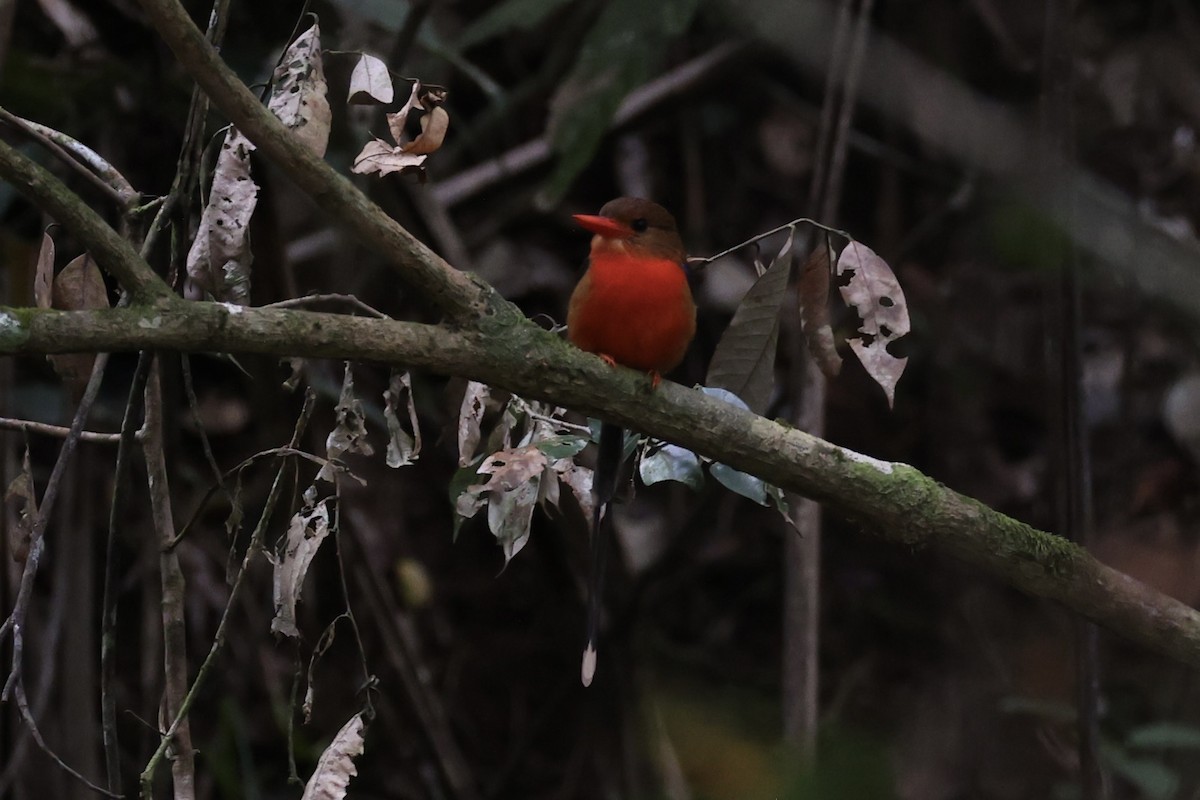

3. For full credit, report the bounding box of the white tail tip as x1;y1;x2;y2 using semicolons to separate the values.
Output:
581;645;597;687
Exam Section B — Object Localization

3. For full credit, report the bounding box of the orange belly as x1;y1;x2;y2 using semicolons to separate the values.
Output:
567;254;695;373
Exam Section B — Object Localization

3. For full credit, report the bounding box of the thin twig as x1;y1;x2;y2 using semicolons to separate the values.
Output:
139;389;316;798
1;353;109;673
0;416;122;443
0;106;137;209
263;294;390;318
141;358;195;800
13;681;119;798
100;350;153;793
431;42;746;207
686;218;852;269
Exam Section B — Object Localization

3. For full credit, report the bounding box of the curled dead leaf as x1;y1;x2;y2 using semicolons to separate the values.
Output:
5;446;37;562
270;486;332;638
301;713;366;800
318;363;374;482
797;239;842;379
399;106;449;155
383;369;421;467
458;381;490;466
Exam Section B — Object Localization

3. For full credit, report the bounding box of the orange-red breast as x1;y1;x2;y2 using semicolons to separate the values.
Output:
567;198;695;686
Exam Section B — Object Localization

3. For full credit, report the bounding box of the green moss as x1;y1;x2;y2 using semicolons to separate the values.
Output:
0;306;33;350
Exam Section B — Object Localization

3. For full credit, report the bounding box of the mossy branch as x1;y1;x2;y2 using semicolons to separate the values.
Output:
4;302;1200;669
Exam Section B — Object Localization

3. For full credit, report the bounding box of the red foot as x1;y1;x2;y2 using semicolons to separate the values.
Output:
599;354;617;368
648;371;662;389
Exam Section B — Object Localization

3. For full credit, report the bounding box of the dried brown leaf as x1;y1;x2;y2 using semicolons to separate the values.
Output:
797;240;842;378
383;369;421;467
350;139;428;177
33;232;53;309
270;486;332;638
318;363;374;482
837;241;910;407
348;53;394;104
186;128;258;304
302;712;366;800
455;445;550;564
399;106;449;155
49;253;108;393
458;381;490;466
268;24;331;157
5;446;37;562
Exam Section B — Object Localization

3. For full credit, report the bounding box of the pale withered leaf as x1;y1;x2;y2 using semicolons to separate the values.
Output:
383;369;421;468
837;241;910;407
458;381;490;466
186;128;258;304
270;486;332;638
5;446;37;562
268;23;332;157
301;712;366;800
348;53;393;104
318;363;374;482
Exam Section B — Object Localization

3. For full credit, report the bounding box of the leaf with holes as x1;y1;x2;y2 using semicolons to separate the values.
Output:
318;363;374;482
837;241;909;407
186;128;257;304
705;228;795;415
268;23;331;157
270;487;332;638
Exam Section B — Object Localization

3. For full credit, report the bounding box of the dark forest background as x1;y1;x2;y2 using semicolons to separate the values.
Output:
5;0;1200;798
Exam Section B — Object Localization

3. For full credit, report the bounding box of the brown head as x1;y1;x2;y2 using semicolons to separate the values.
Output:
572;197;686;262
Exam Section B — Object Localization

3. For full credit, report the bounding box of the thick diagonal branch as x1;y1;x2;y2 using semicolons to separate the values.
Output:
4;303;1200;671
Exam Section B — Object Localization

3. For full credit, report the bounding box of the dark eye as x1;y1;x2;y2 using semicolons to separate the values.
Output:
631;218;648;233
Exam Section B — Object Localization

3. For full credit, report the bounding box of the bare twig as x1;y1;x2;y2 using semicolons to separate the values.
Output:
0;106;138;209
686;218;852;269
0;416;122;443
431;42;746;208
12;681;119;798
0;353;112;794
1;353;109;668
100;350;153;792
0;138;173;302
263;294;390;318
139;389;316;797
141;358;195;800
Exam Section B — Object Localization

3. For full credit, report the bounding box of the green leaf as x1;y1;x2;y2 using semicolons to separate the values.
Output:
535;434;590;459
1126;722;1200;751
457;0;575;49
538;0;704;206
710;463;768;506
1102;740;1178;800
640;443;703;491
705;227;795;415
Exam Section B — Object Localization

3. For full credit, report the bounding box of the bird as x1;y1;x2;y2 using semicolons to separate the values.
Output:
567;197;696;686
